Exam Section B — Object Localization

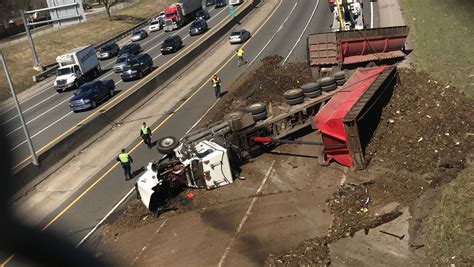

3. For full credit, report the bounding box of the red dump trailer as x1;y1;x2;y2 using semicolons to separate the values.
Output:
307;26;408;79
312;65;398;169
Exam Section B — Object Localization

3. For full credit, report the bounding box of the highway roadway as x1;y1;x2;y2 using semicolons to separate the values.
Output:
2;0;378;265
1;4;235;169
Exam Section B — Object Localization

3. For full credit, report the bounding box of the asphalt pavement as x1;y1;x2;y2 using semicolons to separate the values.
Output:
1;0;378;265
2;5;231;168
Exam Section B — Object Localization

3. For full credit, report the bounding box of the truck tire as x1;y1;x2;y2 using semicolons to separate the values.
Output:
286;95;304;105
304;90;322;98
332;71;346;80
224;111;244;121
74;80;80;89
246;102;266;115
318;76;336;87
321;83;338;92
284;88;304;100
301;82;320;93
157;136;179;155
252;111;267;121
109;89;115;97
336;79;346;86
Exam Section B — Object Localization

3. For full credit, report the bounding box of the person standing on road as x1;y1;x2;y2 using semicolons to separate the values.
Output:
117;148;134;181
211;74;222;98
236;47;246;67
140;122;153;148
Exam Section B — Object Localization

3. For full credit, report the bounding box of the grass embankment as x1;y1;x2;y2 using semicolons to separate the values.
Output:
0;0;172;100
401;0;474;264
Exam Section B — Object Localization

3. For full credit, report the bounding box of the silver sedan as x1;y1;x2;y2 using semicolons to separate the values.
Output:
131;29;148;42
229;29;251;44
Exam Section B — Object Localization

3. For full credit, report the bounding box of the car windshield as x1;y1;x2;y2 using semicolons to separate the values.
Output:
57;67;73;76
75;85;95;95
196;11;205;16
151;20;160;25
192;21;202;27
100;46;112;52
231;31;242;36
163;38;175;45
133;31;141;35
116;56;130;63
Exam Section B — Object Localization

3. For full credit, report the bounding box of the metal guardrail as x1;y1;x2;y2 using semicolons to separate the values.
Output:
32;14;156;82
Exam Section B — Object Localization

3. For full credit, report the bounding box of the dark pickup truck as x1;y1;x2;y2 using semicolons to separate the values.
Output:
69;80;115;112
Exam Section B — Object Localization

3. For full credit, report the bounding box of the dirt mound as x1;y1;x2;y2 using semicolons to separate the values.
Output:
267;69;474;265
204;55;312;125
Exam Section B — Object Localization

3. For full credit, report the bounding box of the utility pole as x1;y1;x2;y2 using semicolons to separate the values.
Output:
0;52;40;166
21;10;43;71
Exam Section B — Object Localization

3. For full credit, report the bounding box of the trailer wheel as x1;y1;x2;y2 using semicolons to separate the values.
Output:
252;111;267;121
304;90;322;98
283;88;304;100
336;79;347;86
157;136;179;155
285;95;305;105
246;102;266;114
318;76;336;87
321;83;338;92
301;82;321;93
332;70;346;80
224;111;244;121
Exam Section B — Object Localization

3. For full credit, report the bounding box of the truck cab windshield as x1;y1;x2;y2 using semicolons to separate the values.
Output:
57;67;73;76
166;12;176;18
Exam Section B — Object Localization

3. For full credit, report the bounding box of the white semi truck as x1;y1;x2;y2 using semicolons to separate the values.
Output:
54;45;101;93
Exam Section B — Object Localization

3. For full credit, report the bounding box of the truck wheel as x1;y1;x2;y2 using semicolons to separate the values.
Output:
224;111;244;121
252;111;267;121
283;88;304;100
301;82;321;93
332;70;346;80
304;90;322;98
138;71;143;79
286;95;305;105
321;83;338;92
246;102;266;115
109;89;115;97
91;100;97;109
56;89;62;93
74;80;80;89
157;136;179;155
318;76;336;87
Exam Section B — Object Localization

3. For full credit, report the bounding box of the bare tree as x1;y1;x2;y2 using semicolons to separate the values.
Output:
103;0;117;21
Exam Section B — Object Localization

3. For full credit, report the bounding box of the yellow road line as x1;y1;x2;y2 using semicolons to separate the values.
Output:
2;0;283;265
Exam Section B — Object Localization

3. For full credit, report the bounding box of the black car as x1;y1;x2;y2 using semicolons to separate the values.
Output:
161;35;183;55
205;0;215;6
215;0;226;8
189;19;208;36
97;42;119;60
120;53;153;81
69;80;115;112
117;43;142;57
195;9;210;20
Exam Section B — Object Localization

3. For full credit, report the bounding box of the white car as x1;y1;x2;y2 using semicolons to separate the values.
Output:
149;19;163;32
229;28;251;44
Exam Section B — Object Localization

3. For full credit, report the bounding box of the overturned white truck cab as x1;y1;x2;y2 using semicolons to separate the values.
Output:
136;139;234;213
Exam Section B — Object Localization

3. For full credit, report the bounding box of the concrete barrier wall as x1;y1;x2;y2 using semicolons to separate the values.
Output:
11;0;258;197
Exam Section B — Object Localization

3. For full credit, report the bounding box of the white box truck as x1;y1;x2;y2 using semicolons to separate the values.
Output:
54;45;101;93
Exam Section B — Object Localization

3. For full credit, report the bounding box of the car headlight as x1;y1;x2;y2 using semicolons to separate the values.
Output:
83;99;91;103
130;70;138;74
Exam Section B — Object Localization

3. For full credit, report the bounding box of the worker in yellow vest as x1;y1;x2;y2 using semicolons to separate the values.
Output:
140;122;153;148
211;74;222;98
116;148;134;181
236;47;246;66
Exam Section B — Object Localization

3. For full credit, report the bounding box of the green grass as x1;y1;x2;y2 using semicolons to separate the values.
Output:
0;0;172;100
400;0;474;263
427;163;474;264
401;0;474;97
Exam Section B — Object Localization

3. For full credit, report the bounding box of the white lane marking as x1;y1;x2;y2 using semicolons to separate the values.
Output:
130;218;168;266
10;111;73;151
1;92;61;125
282;0;319;64
370;1;374;28
218;160;275;267
184;99;220;135
6;98;70;136
247;1;299;67
76;187;137;248
1;85;54;115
